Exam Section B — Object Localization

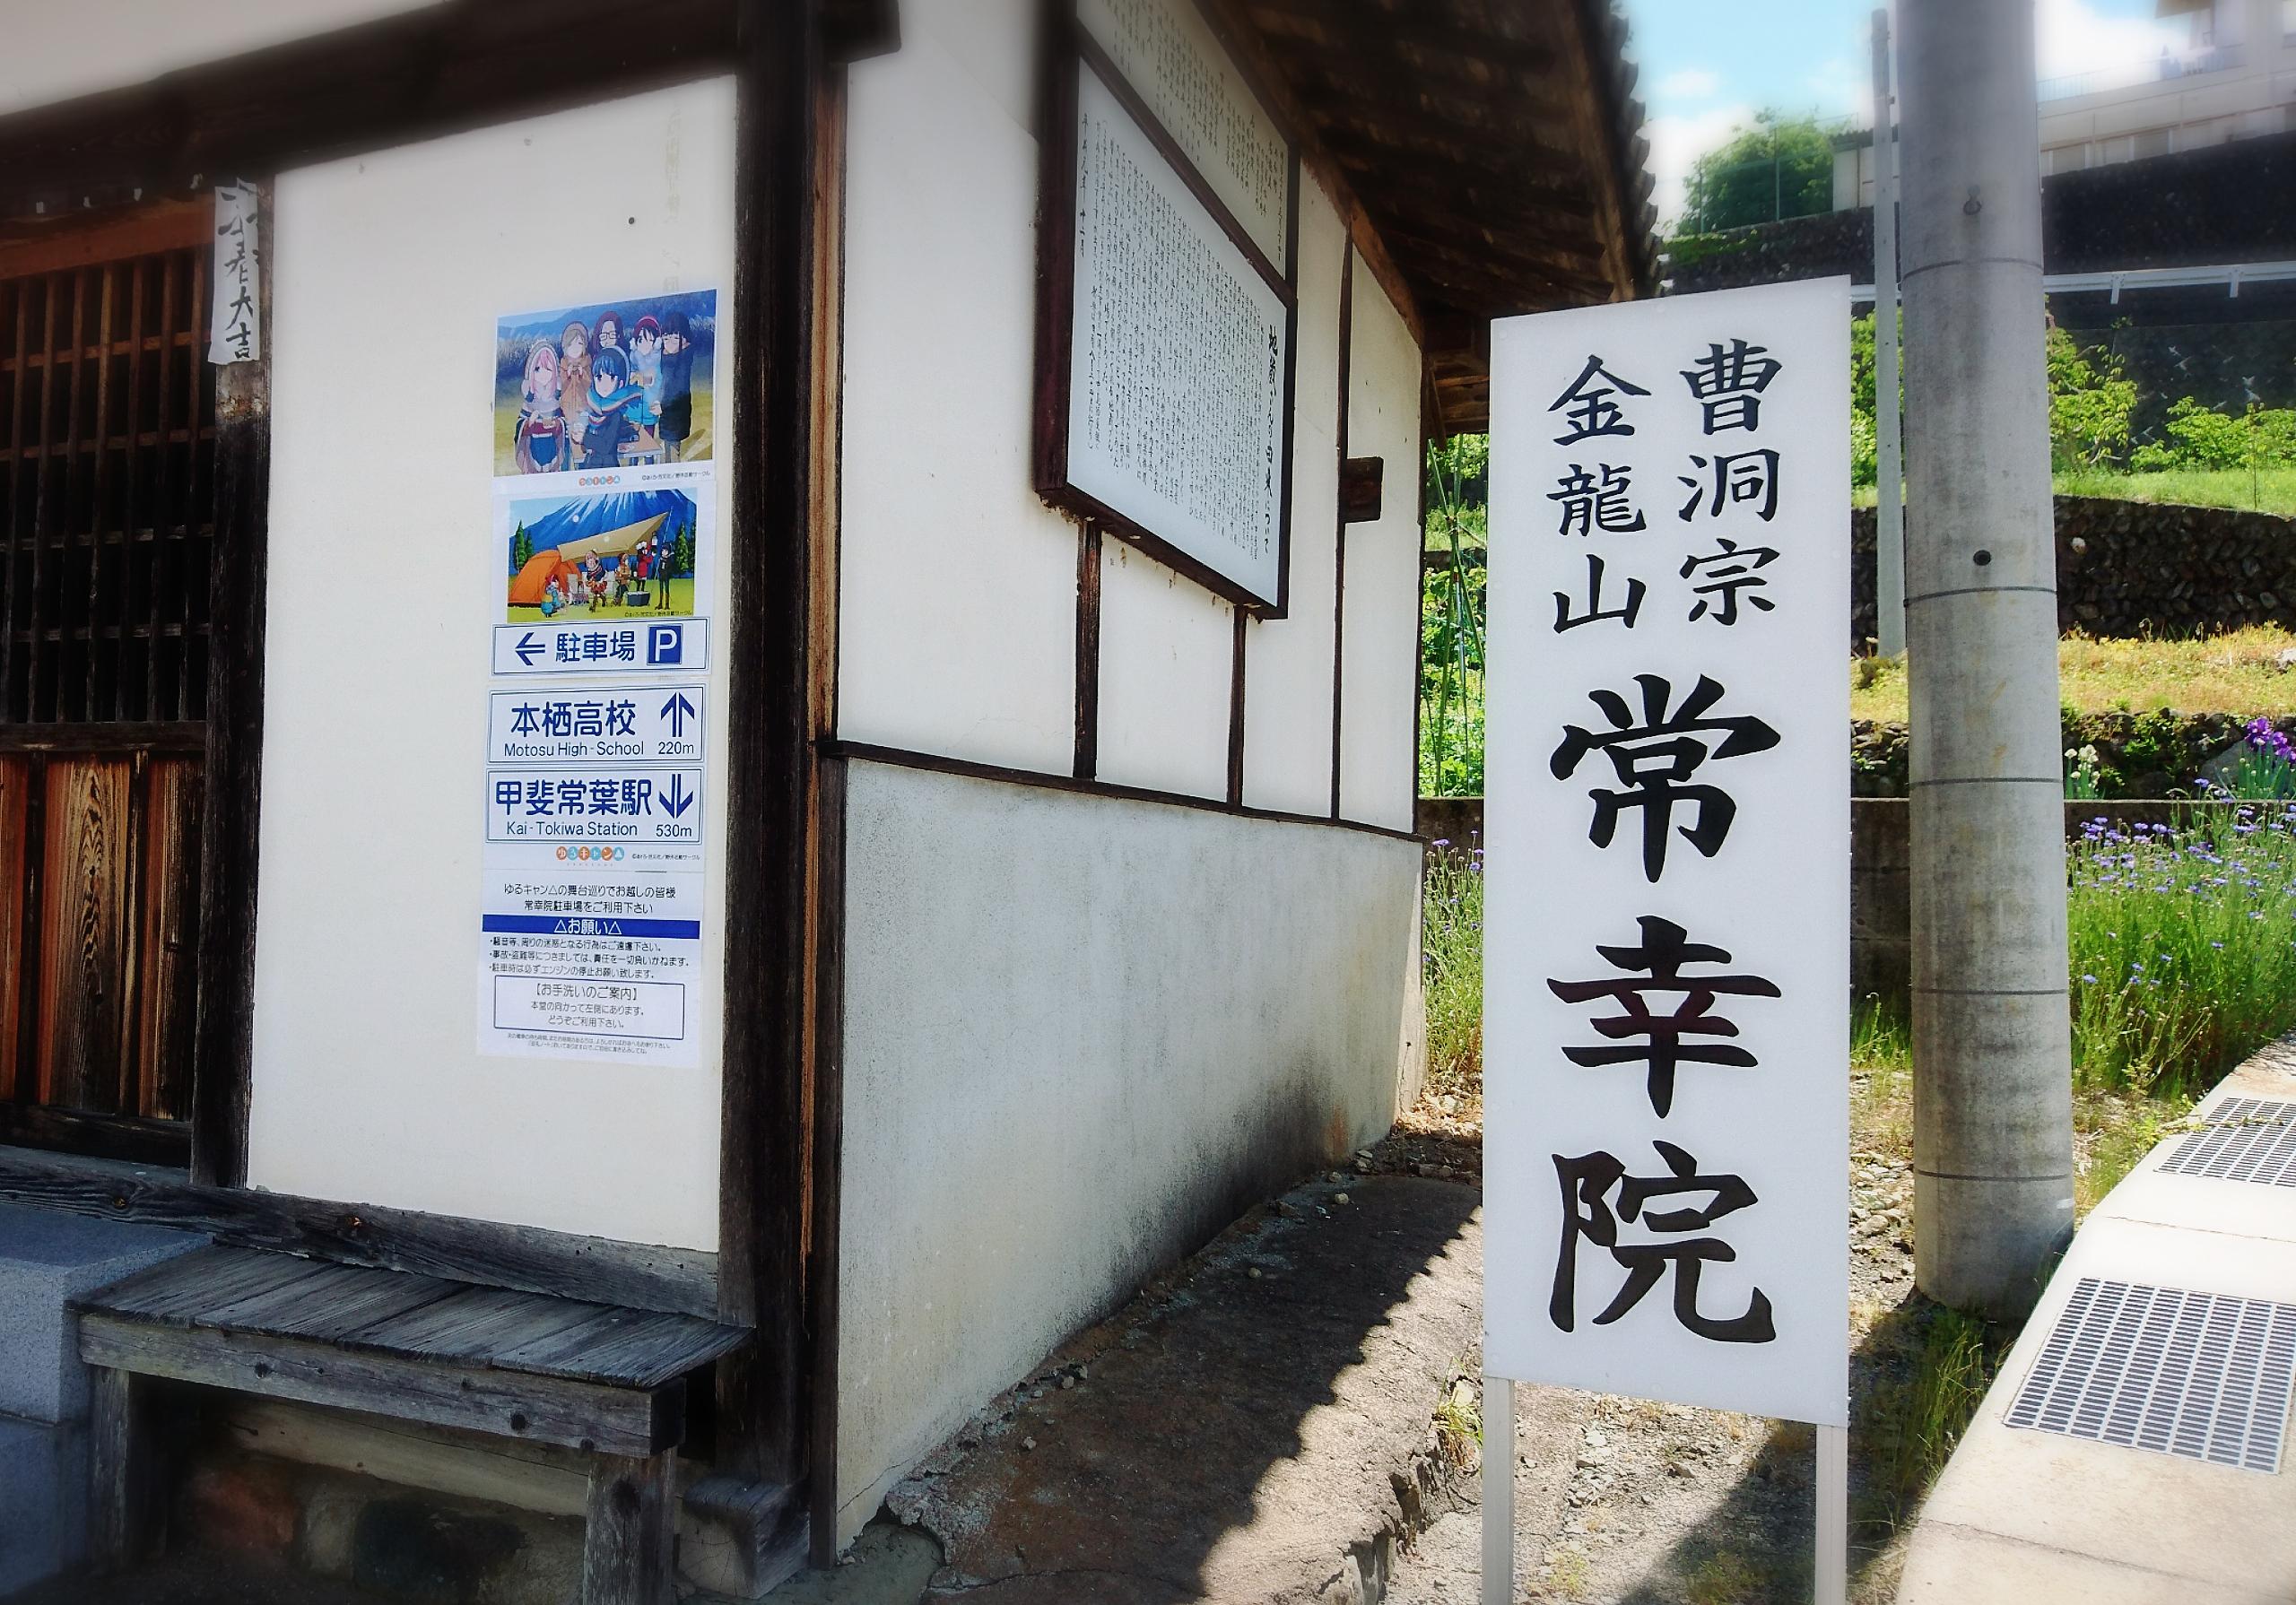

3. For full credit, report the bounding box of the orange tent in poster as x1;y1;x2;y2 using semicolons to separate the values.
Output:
506;511;672;605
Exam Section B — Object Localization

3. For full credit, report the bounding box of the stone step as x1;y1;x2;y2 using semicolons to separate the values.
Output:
0;1202;205;1426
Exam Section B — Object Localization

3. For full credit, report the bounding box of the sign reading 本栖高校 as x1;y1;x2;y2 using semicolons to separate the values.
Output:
1483;279;1851;1428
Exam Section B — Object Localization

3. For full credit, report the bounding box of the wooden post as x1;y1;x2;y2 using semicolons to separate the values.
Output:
582;1450;677;1605
87;1366;152;1571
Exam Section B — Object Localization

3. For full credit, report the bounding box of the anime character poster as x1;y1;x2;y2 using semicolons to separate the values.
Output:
500;482;706;624
494;291;717;477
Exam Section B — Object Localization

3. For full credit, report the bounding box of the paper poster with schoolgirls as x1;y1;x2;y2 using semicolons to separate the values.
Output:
494;291;716;477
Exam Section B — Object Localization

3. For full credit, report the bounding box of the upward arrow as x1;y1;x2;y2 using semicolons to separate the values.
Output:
661;691;697;738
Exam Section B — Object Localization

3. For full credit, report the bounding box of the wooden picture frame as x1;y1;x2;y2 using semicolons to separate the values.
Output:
1032;1;1301;618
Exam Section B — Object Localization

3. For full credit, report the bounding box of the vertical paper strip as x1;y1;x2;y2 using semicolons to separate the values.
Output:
208;184;261;365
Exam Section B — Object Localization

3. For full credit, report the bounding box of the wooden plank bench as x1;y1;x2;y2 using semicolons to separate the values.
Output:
73;1243;749;1604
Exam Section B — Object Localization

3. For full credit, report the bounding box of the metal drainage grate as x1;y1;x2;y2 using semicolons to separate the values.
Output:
2004;1277;2296;1472
2157;1097;2296;1185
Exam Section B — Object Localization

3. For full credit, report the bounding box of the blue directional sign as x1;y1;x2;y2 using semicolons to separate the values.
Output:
491;619;710;677
484;765;706;846
488;684;705;766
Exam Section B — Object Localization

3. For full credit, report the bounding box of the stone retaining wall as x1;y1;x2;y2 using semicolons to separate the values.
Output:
1853;498;2296;648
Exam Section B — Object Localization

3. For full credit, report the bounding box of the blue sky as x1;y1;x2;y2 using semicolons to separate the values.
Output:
1624;0;2197;222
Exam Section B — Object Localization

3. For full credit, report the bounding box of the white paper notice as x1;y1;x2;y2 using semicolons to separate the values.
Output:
1483;279;1851;1427
209;184;260;365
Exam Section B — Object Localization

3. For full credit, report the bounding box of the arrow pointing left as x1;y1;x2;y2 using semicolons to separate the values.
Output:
514;631;544;666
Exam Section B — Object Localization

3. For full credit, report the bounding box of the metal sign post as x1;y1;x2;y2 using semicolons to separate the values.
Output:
1872;7;1906;658
1481;279;1852;1605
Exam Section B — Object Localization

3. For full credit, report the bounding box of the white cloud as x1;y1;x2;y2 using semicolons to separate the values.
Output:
2034;0;2187;83
1654;66;1721;102
1641;102;1760;230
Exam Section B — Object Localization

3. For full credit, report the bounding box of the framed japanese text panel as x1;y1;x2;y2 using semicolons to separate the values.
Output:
1483;278;1852;1427
1075;0;1289;273
1035;4;1298;616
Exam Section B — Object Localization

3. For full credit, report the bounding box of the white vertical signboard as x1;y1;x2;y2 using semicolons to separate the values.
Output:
1483;280;1851;1596
477;289;723;1065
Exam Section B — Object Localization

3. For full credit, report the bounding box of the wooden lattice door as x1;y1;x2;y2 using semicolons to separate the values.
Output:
0;203;215;1164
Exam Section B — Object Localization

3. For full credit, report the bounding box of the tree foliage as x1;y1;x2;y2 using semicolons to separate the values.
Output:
1678;113;1834;234
2046;325;2137;470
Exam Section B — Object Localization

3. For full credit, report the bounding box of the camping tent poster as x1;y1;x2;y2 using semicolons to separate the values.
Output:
497;477;711;624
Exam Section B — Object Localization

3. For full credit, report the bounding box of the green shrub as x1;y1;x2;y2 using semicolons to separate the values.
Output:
2130;397;2296;472
1422;848;1484;1097
2046;326;2136;469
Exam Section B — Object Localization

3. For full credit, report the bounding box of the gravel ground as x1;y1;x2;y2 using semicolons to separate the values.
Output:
1374;1109;1934;1605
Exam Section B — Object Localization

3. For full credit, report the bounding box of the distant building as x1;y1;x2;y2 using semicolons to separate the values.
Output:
1832;0;2296;208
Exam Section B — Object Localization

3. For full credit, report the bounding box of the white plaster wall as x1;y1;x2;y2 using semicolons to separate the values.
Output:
1337;260;1423;833
1239;178;1346;817
1093;541;1234;799
836;0;1079;775
831;759;1422;1545
2;0;439;113
246;81;735;1250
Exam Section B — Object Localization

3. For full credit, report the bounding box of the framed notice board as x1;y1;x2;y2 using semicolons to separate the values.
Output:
1034;0;1301;616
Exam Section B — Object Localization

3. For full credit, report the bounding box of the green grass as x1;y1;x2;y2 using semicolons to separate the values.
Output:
1874;1307;1997;1517
2054;465;2296;518
1854;467;2296;516
1422;848;1483;1100
1850;624;2296;723
2068;806;2296;1097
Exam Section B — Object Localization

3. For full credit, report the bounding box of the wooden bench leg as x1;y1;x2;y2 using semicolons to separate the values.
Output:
88;1366;152;1572
583;1449;676;1604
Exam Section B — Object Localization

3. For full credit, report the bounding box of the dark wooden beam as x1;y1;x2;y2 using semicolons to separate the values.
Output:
1340;456;1384;524
714;0;822;1505
189;187;269;1192
0;0;744;216
822;0;900;63
0;1147;719;1315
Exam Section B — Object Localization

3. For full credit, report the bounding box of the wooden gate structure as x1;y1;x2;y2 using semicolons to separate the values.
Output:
1;204;214;1167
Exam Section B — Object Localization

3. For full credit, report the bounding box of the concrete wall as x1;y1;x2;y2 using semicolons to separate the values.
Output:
831;759;1424;1544
248;80;736;1250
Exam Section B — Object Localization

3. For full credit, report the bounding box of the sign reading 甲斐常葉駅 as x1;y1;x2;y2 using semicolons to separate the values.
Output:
1483;279;1851;1429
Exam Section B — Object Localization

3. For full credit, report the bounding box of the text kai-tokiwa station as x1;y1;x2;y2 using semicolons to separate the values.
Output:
0;1;1651;1597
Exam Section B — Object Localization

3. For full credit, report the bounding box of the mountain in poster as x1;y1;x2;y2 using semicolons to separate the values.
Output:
509;490;696;570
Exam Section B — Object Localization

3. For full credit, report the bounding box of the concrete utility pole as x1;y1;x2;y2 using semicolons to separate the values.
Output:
1899;0;2074;1315
1871;8;1905;658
